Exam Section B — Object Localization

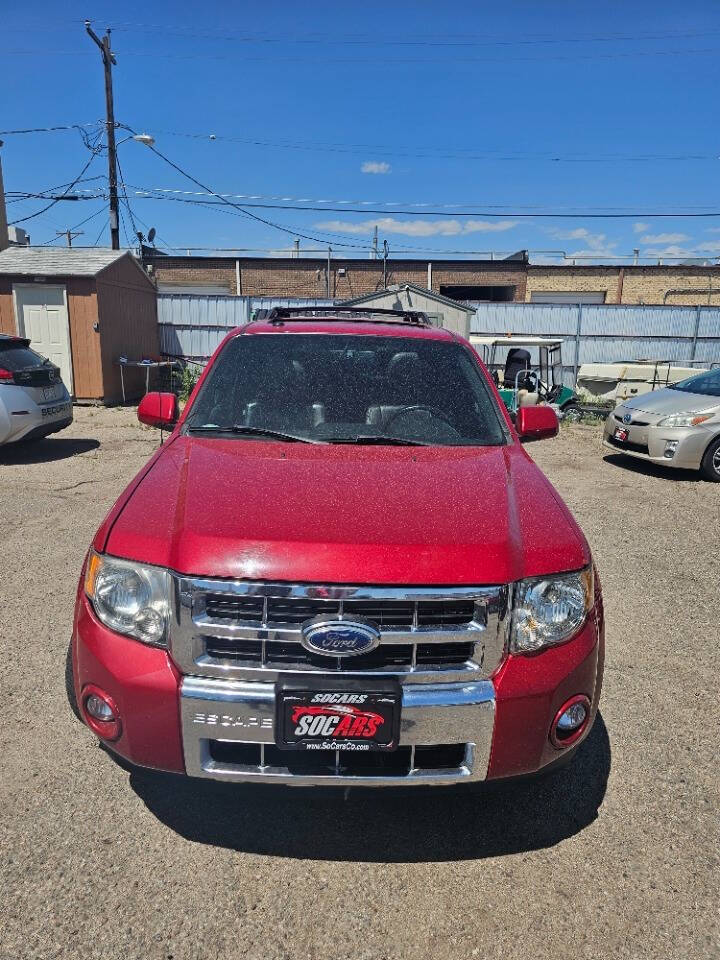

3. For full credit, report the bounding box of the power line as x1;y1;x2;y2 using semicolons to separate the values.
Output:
6;175;106;204
0;122;101;136
121;127;720;162
121;187;720;219
104;22;720;44
2;118;718;163
116;153;139;238
8;153;100;225
39;205;107;244
17;177;720;221
74;181;720;213
133;135;378;247
91;217;108;246
84;45;720;65
2;44;720;65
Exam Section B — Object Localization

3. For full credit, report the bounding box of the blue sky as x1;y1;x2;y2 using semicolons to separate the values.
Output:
3;0;720;262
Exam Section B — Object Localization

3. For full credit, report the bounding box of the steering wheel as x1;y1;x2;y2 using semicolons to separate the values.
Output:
383;404;456;430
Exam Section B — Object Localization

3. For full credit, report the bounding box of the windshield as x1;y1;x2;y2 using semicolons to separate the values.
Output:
669;368;720;398
186;333;507;446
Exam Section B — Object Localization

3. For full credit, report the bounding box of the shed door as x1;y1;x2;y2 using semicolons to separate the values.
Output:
13;285;73;393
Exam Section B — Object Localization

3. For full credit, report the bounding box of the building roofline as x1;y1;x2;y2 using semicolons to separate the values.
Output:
528;262;720;271
144;253;525;268
341;282;476;313
96;251;156;288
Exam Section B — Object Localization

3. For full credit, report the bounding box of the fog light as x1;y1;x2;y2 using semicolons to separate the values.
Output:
82;686;122;741
664;440;679;459
557;701;587;731
86;694;115;720
550;695;591;749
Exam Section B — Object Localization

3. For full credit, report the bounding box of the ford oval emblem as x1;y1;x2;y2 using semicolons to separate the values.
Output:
623;413;632;424
301;618;380;657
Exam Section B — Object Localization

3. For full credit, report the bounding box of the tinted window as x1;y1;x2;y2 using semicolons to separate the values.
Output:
187;334;507;446
670;368;720;398
0;341;48;371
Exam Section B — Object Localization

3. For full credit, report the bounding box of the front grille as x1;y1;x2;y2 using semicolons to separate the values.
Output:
607;435;649;455
204;636;477;669
208;740;467;776
173;578;508;682
614;413;649;426
204;593;475;629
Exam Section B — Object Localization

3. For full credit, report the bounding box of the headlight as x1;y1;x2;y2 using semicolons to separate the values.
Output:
85;550;171;646
657;412;712;427
511;567;593;653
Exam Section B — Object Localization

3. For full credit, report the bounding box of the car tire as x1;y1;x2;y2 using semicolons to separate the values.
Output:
700;437;720;482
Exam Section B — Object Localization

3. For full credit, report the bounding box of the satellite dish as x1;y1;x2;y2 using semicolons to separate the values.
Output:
148;227;156;244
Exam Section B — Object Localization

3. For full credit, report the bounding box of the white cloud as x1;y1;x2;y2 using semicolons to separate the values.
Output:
548;227;618;258
550;227;593;241
706;227;720;234
315;217;519;237
633;222;650;234
361;161;391;174
642;241;720;259
640;232;689;244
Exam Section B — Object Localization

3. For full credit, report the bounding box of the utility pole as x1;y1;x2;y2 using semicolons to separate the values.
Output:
85;22;119;249
56;229;84;247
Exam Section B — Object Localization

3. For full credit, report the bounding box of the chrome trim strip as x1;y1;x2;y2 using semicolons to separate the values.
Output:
184;579;497;601
180;676;494;785
189;658;484;685
191;615;485;643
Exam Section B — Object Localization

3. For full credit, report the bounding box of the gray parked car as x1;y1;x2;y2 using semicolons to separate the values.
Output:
0;335;72;446
603;367;720;480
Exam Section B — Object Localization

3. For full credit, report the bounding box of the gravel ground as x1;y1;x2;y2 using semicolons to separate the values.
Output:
1;407;718;960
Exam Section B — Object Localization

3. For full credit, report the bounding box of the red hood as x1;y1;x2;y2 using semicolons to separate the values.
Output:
100;436;588;584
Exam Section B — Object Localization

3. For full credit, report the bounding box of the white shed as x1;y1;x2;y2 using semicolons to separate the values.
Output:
341;284;475;339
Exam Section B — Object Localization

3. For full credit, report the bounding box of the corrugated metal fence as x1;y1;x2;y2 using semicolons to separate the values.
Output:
157;295;333;362
471;303;720;386
158;295;720;382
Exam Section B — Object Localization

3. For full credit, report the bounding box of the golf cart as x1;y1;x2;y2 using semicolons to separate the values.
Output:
470;336;582;421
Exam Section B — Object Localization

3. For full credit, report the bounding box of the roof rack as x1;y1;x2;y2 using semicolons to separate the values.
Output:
264;306;430;326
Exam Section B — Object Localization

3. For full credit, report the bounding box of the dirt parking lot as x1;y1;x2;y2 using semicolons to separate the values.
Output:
1;406;718;960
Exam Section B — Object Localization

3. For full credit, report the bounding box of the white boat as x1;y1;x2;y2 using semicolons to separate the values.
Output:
576;360;708;405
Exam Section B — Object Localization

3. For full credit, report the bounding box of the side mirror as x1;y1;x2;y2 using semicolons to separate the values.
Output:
516;405;559;441
137;392;178;429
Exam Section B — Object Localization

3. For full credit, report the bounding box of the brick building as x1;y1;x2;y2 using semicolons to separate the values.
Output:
149;253;528;302
526;264;720;305
147;252;720;306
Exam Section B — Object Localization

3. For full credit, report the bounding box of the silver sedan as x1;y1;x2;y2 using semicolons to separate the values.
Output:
603;367;720;481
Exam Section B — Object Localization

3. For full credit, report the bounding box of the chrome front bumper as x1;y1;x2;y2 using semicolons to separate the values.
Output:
180;675;495;786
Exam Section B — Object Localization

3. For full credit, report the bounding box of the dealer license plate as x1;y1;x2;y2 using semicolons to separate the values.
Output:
614;427;629;442
277;683;401;752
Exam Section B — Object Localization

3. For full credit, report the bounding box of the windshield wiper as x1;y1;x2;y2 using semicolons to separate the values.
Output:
328;434;432;447
186;423;322;444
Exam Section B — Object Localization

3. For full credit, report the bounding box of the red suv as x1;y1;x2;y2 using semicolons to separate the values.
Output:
71;307;604;786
